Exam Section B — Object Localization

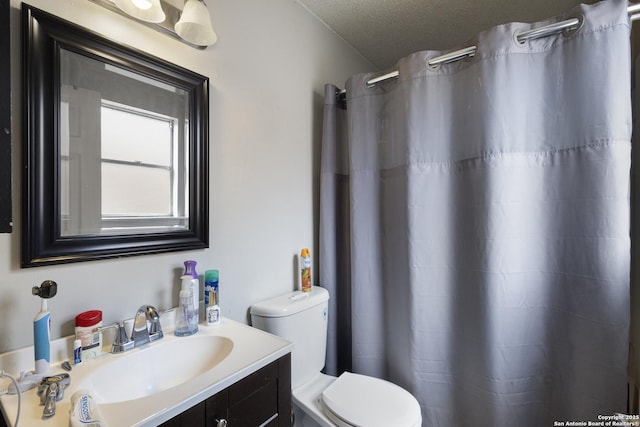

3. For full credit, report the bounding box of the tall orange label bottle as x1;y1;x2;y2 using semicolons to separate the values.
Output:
300;248;312;292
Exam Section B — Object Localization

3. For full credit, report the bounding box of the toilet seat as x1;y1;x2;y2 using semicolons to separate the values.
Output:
320;372;421;427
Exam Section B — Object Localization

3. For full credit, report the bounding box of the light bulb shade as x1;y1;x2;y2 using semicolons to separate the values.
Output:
175;0;217;46
114;0;166;23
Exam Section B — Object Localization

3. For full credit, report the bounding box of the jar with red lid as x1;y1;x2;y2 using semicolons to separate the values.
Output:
75;310;103;361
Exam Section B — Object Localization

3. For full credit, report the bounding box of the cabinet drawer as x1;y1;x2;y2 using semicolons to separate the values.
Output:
229;378;278;426
228;360;278;403
226;360;279;425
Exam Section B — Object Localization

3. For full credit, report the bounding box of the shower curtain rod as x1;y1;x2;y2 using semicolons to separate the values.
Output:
338;3;640;94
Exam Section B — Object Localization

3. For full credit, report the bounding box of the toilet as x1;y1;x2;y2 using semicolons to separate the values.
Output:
250;286;422;427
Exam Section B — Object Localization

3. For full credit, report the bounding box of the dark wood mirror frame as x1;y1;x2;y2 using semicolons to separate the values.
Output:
22;4;209;267
0;0;11;234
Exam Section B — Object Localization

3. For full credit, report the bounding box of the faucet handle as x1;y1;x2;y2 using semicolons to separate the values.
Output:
99;322;133;353
132;306;151;348
114;322;130;346
146;306;164;342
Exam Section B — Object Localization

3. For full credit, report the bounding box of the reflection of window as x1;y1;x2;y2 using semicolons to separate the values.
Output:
100;101;187;230
59;87;189;236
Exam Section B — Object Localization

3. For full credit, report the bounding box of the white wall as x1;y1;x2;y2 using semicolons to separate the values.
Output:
0;0;372;354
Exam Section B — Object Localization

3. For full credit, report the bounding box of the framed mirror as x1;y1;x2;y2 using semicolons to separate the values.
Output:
0;0;11;234
22;4;209;267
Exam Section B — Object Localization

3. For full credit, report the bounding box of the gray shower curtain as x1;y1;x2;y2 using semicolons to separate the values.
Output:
319;0;632;425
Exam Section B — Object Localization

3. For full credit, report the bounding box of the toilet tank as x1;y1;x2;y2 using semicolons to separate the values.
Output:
250;286;329;390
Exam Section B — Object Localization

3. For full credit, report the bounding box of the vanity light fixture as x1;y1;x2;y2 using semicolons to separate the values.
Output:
90;0;217;48
175;0;217;46
113;0;166;23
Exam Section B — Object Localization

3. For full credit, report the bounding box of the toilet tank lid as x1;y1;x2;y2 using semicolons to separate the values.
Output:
250;286;329;318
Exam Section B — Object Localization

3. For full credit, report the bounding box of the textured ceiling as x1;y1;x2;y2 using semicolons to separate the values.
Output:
297;0;600;70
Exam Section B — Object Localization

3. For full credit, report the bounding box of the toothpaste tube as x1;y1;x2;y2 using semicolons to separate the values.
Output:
73;339;82;365
69;390;106;427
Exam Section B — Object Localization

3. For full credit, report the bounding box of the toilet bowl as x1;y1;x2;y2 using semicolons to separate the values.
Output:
250;286;422;427
293;371;422;427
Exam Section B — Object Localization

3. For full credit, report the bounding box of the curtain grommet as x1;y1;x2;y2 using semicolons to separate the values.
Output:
562;14;584;39
514;14;583;45
426;59;441;71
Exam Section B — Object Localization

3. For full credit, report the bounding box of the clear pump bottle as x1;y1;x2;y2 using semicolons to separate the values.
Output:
175;275;198;336
183;260;199;322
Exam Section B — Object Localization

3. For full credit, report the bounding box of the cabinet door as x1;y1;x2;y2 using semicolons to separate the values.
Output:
228;361;279;425
182;401;206;426
206;388;229;427
159;400;206;427
157;353;291;427
227;354;292;427
277;354;292;426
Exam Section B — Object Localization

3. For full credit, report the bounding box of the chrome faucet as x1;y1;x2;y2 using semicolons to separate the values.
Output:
101;305;164;353
131;305;164;347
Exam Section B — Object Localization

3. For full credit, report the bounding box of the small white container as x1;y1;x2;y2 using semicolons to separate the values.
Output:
206;304;220;325
74;310;103;361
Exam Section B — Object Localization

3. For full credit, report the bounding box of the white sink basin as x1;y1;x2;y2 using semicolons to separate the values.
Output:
76;335;233;403
0;319;292;427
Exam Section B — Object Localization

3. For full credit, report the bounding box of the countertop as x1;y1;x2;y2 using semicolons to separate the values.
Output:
0;317;292;427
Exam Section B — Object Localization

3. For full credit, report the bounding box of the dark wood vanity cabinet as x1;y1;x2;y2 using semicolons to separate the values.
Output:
160;353;292;427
